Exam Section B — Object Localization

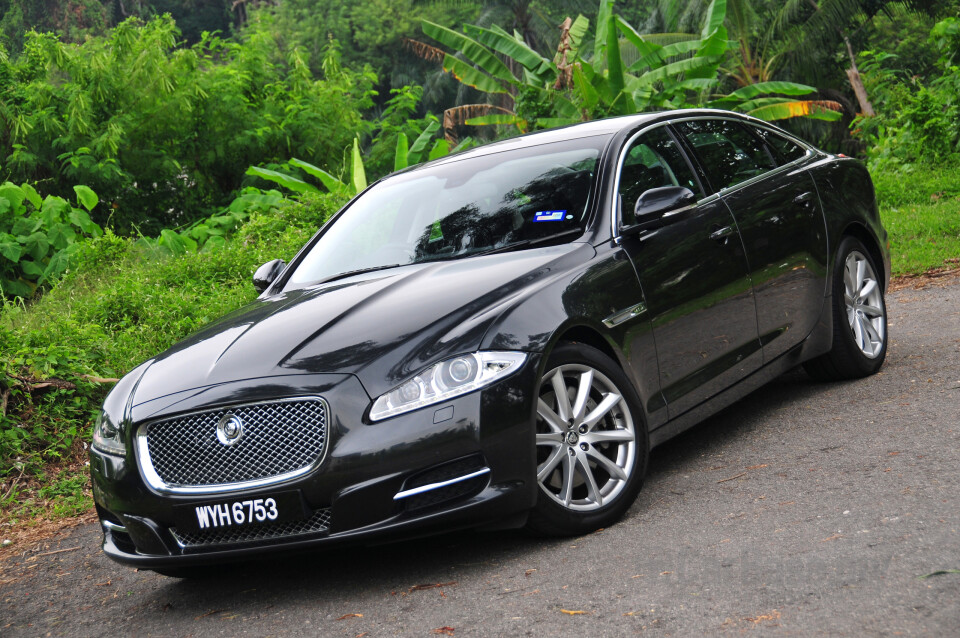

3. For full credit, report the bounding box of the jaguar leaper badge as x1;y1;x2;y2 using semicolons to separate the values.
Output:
216;412;245;446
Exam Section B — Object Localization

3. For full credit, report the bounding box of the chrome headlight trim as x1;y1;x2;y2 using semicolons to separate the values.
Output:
369;351;527;422
92;410;126;456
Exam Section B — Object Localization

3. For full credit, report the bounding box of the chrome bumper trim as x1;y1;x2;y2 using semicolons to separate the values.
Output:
102;520;128;534
393;468;491;501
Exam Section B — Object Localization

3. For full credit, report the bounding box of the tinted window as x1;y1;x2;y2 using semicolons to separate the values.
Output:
618;127;700;226
675;120;776;192
286;138;603;288
752;126;808;164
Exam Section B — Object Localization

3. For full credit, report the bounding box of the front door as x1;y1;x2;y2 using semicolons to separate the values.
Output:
616;126;761;418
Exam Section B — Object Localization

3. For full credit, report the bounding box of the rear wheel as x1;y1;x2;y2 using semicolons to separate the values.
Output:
527;343;648;536
804;236;887;380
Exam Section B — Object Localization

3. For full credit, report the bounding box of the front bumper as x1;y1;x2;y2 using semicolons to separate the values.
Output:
90;359;540;569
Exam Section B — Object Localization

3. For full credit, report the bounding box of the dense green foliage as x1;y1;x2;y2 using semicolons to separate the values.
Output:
422;1;842;134
0;15;372;234
0;190;346;509
0;0;237;54
1;0;960;524
855;16;960;168
0;182;103;298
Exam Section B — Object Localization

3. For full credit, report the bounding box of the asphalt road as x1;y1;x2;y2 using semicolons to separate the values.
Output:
2;280;959;637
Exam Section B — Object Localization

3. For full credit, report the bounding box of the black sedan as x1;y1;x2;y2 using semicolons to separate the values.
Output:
90;110;889;576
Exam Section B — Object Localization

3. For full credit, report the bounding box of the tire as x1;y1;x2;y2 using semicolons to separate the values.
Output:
526;342;649;536
804;236;888;381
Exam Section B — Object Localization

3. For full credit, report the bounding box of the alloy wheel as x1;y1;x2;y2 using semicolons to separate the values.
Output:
535;364;637;511
843;250;885;359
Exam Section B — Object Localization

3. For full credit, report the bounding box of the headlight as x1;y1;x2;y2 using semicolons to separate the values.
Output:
92;410;125;455
369;351;527;421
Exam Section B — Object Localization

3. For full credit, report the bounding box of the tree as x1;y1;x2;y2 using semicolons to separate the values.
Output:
0;16;373;233
419;0;841;137
0;0;112;55
773;0;949;115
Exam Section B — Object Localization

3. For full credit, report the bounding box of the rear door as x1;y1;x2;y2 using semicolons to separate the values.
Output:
615;125;761;419
672;119;828;363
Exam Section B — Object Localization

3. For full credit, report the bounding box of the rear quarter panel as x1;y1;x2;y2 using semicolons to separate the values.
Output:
808;156;890;294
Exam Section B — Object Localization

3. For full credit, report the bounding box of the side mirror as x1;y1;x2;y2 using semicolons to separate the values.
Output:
253;259;286;294
622;186;696;236
635;186;696;223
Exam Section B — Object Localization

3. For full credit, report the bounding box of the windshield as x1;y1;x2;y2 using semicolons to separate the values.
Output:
285;137;604;288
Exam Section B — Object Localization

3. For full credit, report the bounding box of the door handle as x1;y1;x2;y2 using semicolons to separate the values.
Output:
709;225;736;242
794;191;814;204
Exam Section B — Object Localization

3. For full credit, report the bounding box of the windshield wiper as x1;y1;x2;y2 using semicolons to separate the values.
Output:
315;263;402;286
474;228;585;257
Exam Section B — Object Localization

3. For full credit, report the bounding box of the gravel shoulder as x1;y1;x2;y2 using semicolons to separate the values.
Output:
2;281;959;637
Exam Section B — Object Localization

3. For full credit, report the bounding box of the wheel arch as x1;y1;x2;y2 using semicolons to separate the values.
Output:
542;322;657;430
551;324;622;371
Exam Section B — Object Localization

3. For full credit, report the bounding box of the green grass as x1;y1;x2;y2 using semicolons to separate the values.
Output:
874;162;960;276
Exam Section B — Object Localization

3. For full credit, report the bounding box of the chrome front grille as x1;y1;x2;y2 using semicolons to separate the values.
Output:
171;508;332;548
137;397;328;493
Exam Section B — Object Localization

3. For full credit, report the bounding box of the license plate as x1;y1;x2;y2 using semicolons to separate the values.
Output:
174;491;307;534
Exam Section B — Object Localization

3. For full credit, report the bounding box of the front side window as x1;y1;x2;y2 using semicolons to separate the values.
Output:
285;138;604;289
618;127;701;227
674;119;776;193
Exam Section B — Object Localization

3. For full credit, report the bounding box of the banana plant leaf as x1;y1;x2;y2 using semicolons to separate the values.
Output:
407;120;442;166
463;23;554;83
702;0;727;39
422;21;516;85
442;54;510;94
288;159;347;195
245;166;319;195
394;133;409;172
723;81;819;100
633;55;721;87
351;138;367;195
747;100;843;122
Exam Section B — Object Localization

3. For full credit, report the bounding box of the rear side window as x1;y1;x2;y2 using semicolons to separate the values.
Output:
752;126;808;164
674;119;776;193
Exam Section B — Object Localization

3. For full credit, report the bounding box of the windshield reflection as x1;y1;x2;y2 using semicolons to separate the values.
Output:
286;138;604;289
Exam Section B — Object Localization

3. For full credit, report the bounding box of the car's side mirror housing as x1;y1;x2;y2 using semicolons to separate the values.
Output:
253;259;286;294
621;186;696;237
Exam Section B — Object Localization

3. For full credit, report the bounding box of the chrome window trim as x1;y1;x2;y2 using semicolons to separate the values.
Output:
610;122;686;240
136;396;330;495
610;115;815;240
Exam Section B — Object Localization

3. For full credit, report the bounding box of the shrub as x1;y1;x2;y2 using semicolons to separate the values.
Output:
0;190;347;479
0;182;103;299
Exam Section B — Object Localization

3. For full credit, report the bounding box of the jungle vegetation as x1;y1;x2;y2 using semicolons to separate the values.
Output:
1;0;959;524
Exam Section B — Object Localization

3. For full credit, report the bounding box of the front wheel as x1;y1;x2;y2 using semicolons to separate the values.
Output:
804;236;888;381
526;343;648;536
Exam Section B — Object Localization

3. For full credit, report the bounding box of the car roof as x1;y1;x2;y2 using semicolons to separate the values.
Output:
403;109;762;175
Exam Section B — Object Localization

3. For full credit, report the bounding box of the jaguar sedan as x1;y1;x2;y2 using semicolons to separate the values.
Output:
90;110;889;576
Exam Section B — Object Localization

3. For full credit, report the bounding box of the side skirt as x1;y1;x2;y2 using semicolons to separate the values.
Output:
648;293;834;449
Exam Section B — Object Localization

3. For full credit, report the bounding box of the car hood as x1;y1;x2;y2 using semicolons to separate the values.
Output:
131;243;593;405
